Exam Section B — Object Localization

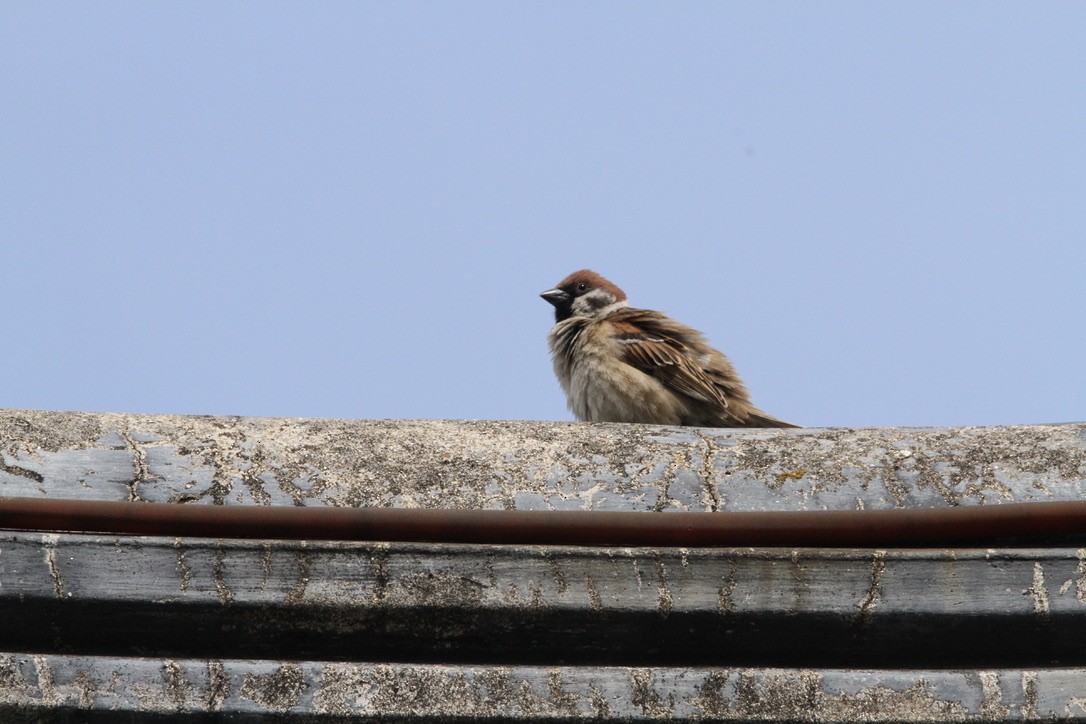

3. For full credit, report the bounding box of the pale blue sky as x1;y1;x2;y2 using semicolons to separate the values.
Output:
2;3;1083;428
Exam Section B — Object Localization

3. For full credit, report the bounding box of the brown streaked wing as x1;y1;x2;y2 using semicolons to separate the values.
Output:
610;312;727;406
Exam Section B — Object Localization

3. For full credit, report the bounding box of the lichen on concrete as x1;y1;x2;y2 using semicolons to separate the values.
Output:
13;655;1083;721
3;410;1086;721
1;410;1083;514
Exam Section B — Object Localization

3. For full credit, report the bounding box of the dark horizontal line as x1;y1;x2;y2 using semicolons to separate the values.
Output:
3;496;1086;547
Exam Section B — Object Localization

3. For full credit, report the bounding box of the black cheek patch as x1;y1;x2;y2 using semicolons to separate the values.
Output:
584;291;611;309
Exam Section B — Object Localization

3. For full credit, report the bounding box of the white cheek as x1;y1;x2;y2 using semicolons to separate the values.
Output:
571;289;623;318
570;298;594;317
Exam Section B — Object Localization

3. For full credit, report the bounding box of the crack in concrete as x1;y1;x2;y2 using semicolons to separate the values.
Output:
693;429;721;512
32;655;58;706
631;668;674;717
1020;671;1039;719
163;659;189;709
212;544;235;605
1025;562;1050;618
0;455;44;483
43;536;65;599
652;453;683;512
717;559;738;614
74;669;96;709
583;573;602;611
261;544;273;590
632;559;645;592
205;660;229;711
242;468;272;506
854;550;885;630
588;682;612;719
368;546;390;603
1075;548;1086;606
542;551;568;596
654;555;673;618
978;671;1010;720
546;669;580;715
174;538;193;591
284;543;310;605
119;431;154;502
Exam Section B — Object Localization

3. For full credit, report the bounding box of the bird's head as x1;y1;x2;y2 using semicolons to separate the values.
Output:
540;269;628;323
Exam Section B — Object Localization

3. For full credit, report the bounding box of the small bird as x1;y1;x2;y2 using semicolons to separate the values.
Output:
541;270;797;428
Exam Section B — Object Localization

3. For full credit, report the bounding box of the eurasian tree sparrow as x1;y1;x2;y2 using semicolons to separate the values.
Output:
541;270;797;428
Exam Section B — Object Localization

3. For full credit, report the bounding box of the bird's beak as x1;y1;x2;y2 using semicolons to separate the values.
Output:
540;288;571;307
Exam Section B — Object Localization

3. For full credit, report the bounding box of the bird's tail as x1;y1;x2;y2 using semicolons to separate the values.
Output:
743;410;801;428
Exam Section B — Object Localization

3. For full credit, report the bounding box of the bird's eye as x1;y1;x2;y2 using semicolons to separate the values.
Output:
576;282;588;292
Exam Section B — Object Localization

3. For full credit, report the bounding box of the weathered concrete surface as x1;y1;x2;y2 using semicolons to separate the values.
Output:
3;410;1086;721
1;409;1084;511
3;655;1086;722
3;533;1086;670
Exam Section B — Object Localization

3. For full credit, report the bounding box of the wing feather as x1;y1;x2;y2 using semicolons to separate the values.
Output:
610;312;728;407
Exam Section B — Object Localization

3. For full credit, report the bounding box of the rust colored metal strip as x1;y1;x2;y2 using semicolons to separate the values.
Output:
2;496;1086;546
